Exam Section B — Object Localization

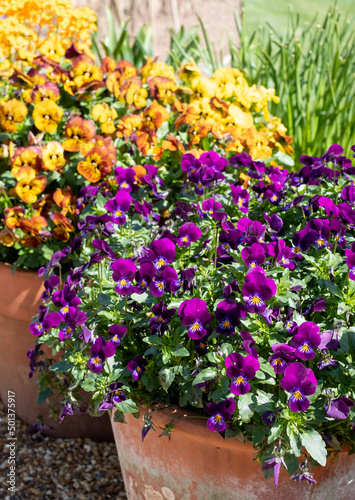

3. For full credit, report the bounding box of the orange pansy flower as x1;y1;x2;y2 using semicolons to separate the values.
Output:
42;141;66;171
53;187;76;215
30;82;60;103
77;146;108;183
51;212;75;241
10;146;43;177
92;103;118;135
19;216;48;248
4;206;25;229
32;100;63;133
71;55;103;89
0;227;18;247
62;116;96;155
116;115;144;141
119;77;148;109
142;100;169;130
0;99;28;133
14;166;47;204
147;76;177;105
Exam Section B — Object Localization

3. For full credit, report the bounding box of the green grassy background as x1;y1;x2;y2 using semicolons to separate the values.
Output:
243;0;355;32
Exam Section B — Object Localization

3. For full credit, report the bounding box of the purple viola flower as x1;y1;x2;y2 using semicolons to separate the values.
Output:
241;243;266;268
268;344;296;374
112;259;137;295
280;362;317;412
291;228;318;256
217;229;243;255
104;191;132;225
205;397;236;433
222;280;241;299
170;268;196;294
240;330;258;357
27;344;42;378
149;301;176;336
242;268;277;313
291;462;317;485
231;184;249;213
58;306;87;341
230;152;253;169
98;382;127;411
52;285;81;318
29;307;61;337
127;355;147;380
201;197;222;216
262;454;285;487
264;212;283;235
261;410;276;427
215;299;243;335
41;275;60;301
324;397;354;419
199;150;228;173
225;352;260;395
92;239;116;260
146;238;176;269
179;298;212;340
133;263;156;294
87;337;116;374
275;240;296;270
109;324;127;346
346;251;355;280
67;268;82;290
133;200;153;222
149;266;178;297
114;166;138;192
177;222;202;247
290;322;321;361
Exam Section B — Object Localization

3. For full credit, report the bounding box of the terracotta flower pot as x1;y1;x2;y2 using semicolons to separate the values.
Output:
111;404;355;500
0;262;113;441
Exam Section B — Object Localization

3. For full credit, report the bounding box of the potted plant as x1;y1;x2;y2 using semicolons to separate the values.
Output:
1;0;289;440
30;142;355;496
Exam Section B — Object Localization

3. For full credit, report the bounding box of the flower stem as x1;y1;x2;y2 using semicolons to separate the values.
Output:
97;262;102;293
214;225;219;268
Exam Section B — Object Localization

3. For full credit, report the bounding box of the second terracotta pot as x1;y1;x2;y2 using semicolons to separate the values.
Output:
111;404;355;500
0;262;113;441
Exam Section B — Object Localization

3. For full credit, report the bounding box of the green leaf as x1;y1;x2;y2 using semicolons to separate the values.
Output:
267;422;283;444
274;151;295;167
171;345;190;357
130;292;148;304
115;399;139;414
113;410;127;423
301;429;327;466
159;367;176;390
288;427;302;456
97;293;111;306
319;279;343;299
238;393;255;422
192;367;218;386
37;387;52;405
50;360;74;372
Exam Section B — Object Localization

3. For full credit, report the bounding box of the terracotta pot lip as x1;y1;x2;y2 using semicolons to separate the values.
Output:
0;261;40;276
112;402;251;450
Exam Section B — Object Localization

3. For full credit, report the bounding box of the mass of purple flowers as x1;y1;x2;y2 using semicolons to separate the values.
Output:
29;143;355;487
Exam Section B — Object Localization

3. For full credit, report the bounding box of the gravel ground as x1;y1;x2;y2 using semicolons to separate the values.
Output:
0;400;127;499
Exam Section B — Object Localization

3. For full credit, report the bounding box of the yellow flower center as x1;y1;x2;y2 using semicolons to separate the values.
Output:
251;295;261;305
300;343;310;352
293;247;300;254
293;391;302;400
157;282;164;290
157;316;163;323
214;414;222;422
222;320;231;329
120;279;127;286
157;258;166;267
191;322;201;331
271;195;278;202
317;238;325;246
236;376;245;385
44;115;50;120
274;358;283;365
140;281;146;288
182;236;189;242
115;210;122;217
238;198;244;208
93;357;101;365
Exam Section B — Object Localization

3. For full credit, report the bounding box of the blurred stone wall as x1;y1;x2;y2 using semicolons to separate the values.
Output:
73;0;241;61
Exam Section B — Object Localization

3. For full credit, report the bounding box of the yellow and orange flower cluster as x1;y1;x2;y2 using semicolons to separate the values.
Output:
0;7;293;263
0;0;97;72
